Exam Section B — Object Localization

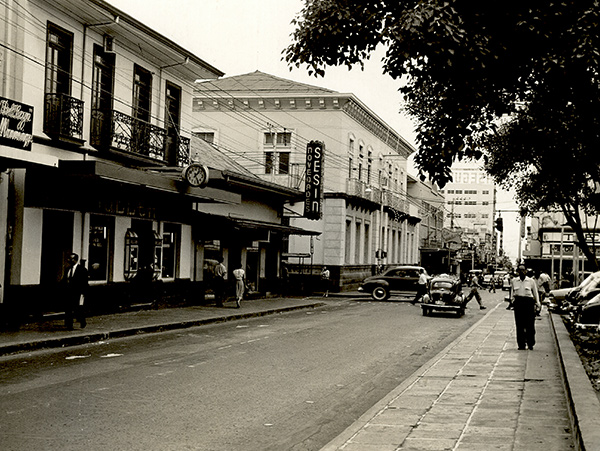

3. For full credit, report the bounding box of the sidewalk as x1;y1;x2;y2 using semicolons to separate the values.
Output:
0;296;326;356
321;302;600;451
1;293;599;451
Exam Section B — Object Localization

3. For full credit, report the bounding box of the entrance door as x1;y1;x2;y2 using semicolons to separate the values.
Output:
131;219;155;271
40;210;74;287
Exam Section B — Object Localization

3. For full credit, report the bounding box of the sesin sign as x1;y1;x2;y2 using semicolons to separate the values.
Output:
304;140;324;220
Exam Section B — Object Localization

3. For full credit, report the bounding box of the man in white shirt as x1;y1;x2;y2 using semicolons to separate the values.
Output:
510;264;541;350
411;268;429;304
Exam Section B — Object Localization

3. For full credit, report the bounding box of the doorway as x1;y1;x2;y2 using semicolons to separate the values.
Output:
40;209;74;287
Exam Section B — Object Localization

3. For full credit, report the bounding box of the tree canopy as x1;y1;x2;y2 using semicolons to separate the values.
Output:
285;1;600;266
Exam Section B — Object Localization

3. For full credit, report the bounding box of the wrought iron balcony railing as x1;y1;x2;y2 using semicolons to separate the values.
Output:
91;109;167;161
91;109;191;166
170;134;191;167
44;93;84;141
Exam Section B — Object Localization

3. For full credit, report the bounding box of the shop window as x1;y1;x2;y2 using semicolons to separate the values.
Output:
161;223;180;278
88;215;114;281
124;229;139;281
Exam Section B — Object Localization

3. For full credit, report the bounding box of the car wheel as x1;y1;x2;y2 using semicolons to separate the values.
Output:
372;286;389;301
422;307;429;316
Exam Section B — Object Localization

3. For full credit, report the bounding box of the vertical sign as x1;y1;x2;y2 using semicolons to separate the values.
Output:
304;140;324;220
0;97;34;150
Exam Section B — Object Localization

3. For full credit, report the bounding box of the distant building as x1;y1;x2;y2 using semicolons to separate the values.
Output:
193;71;424;289
439;160;498;271
523;211;600;286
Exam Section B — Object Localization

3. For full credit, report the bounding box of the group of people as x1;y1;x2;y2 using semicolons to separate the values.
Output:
57;251;546;352
212;256;246;309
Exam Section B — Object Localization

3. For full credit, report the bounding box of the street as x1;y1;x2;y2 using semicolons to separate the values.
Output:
0;293;502;451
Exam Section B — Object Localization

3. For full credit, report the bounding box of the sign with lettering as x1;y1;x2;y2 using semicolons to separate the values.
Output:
0;97;33;150
304;140;324;220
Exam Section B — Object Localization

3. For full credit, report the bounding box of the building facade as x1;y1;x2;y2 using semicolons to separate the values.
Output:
193;71;423;289
0;0;309;323
439;160;498;271
523;211;600;286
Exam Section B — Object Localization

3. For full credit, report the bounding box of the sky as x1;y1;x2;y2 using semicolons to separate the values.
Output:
107;0;520;263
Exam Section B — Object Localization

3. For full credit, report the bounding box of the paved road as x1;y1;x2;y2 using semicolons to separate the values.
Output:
0;296;497;450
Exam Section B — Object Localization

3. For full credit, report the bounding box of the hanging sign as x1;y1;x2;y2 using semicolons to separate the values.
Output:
304;140;324;220
0;97;33;150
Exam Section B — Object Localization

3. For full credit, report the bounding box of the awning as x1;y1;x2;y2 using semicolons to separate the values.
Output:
229;218;321;236
59;159;240;204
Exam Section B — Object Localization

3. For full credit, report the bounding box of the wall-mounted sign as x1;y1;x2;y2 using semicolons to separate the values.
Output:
0;97;33;150
304;140;324;220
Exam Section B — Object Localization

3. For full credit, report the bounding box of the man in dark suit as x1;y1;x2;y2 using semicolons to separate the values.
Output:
62;253;89;329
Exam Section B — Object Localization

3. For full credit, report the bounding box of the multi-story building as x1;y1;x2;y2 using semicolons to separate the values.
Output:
193;71;422;289
0;0;309;323
523;211;600;285
440;160;497;270
407;175;446;274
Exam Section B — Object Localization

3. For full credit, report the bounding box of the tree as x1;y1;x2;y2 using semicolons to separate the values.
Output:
285;1;600;269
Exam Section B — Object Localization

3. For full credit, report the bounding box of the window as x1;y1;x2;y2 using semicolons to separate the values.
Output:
133;64;152;123
348;137;355;178
264;131;291;174
455;190;463;194
45;23;73;96
447;189;454;194
194;132;215;143
161;223;180;279
90;44;115;147
465;190;477;194
164;81;182;165
45;23;84;140
88;215;114;281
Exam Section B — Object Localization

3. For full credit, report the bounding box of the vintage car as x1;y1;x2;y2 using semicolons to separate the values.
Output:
421;275;465;317
358;265;426;301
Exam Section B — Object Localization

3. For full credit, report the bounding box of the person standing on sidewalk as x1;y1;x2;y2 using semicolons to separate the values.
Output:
213;256;227;307
232;265;245;308
510;264;541;350
464;273;486;309
411;268;429;304
61;253;88;330
321;266;331;297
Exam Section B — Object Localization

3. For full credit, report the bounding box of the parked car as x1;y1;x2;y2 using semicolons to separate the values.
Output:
358;265;426;301
571;292;600;330
483;270;508;288
421;275;465;317
548;271;600;312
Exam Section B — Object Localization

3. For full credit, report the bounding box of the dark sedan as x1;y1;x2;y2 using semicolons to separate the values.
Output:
358;265;426;301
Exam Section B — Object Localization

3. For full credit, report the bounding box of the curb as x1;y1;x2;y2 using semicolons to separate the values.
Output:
0;302;325;356
550;312;600;451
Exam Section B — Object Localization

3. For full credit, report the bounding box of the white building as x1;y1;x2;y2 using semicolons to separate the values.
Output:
193;71;425;289
440;160;498;270
0;0;308;322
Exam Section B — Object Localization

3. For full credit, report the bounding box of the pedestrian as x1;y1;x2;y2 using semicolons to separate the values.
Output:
488;274;497;293
321;266;331;297
61;253;88;330
464;273;486;309
510;264;541;350
411;268;428;304
232;265;245;308
213;256;227;307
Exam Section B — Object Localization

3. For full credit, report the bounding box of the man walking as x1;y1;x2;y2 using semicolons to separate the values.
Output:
510;264;541;350
411;268;428;304
464;273;486;309
62;253;88;330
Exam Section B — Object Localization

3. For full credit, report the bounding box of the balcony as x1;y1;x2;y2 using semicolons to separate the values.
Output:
44;93;84;143
91;109;191;166
347;179;381;202
91;109;165;162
